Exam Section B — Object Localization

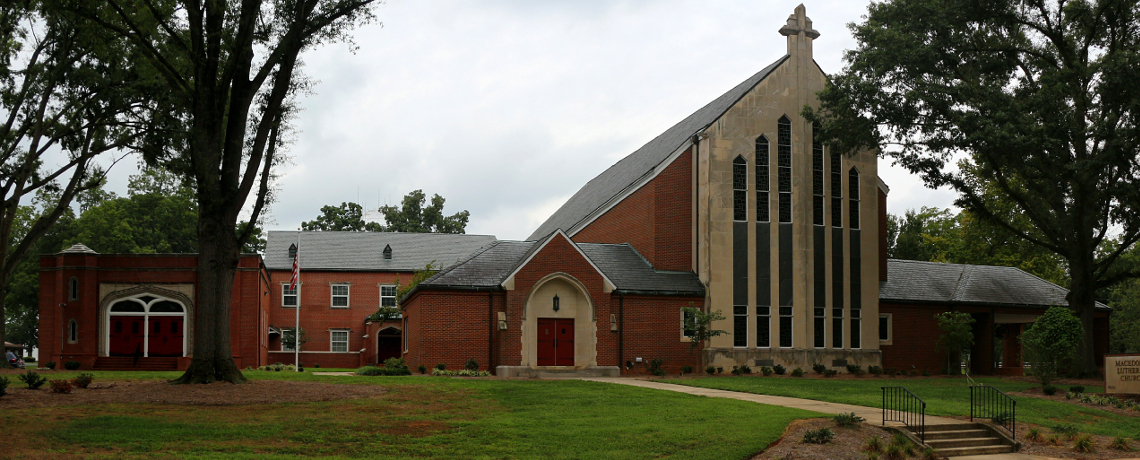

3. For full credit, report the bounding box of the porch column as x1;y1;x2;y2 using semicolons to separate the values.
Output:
1001;323;1023;369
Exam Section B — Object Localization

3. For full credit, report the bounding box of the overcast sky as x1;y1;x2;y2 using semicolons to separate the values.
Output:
101;0;958;241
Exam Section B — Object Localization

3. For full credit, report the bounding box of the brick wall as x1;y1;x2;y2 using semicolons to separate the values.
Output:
619;295;704;375
879;303;948;374
574;149;692;271
400;290;497;372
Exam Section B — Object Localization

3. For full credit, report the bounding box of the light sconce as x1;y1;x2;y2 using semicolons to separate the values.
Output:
610;314;617;331
552;294;560;312
497;312;508;330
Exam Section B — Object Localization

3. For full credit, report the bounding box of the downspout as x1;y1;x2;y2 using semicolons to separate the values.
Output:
618;293;624;375
488;292;495;374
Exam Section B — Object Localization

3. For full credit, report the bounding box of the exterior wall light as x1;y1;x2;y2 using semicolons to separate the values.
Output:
552;294;560;312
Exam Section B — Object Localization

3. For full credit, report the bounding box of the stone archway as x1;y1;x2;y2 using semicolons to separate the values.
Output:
98;285;195;358
521;273;597;368
375;326;402;363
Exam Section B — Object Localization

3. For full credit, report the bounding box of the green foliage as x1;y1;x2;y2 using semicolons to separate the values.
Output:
846;364;864;376
431;368;491;377
1053;423;1079;440
1073;433;1095;453
1043;385;1058;396
1110;436;1133;452
812;363;826;374
18;371;46;389
791;367;804;377
72;373;94;389
394;261;440;303
464;358;479;371
802;427;836;444
1069;385;1085;394
378;190;470;233
417;365;427;374
681;306;728;369
882;443;904;460
890;433;915;457
1108;279;1140;354
833;412;865;428
50;379;72;394
823;369;837;377
0;376;8;397
869;366;883;376
301;202;383;232
279;327;308;352
935;312;974;375
864;436;883;453
919;446;937;460
706;366;716;375
759;366;772;376
64;360;80;370
1026;427;1043;443
44;361;56;370
648;358;665;376
383;358;407;370
73;168;198;254
1021;307;1082;385
680;365;693;374
435;363;446;371
773;364;786;375
355;366;411;376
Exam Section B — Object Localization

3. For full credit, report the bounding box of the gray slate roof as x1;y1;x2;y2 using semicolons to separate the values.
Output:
264;231;496;271
527;55;790;240
421;240;704;295
880;259;1109;310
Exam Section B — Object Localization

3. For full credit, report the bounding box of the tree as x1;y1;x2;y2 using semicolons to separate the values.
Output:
1107;279;1140;354
681;306;727;371
379;190;469;233
80;0;378;383
368;261;437;322
279;327;308;352
935;311;974;375
72;171;198;254
1021;306;1083;385
811;0;1140;374
0;3;136;368
302;202;381;231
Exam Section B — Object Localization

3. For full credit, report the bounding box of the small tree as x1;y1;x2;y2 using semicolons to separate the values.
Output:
935;312;974;375
1021;306;1082;386
681;306;727;371
280;327;308;353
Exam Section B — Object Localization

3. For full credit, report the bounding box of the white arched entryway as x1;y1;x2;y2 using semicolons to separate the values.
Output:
521;273;597;368
102;293;189;358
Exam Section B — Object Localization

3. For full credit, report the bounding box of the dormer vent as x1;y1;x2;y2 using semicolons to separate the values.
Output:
288;244;297;259
383;244;392;260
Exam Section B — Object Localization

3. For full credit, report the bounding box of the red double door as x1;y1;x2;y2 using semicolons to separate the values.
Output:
109;316;184;357
537;318;574;366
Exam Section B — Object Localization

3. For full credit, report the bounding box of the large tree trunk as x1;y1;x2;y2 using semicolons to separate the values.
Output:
172;213;246;384
1067;263;1100;377
0;283;11;369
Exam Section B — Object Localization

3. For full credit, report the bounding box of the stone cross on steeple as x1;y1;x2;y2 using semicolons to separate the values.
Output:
779;4;820;58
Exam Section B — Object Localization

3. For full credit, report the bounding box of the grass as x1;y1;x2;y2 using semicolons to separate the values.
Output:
2;370;822;459
672;375;1140;438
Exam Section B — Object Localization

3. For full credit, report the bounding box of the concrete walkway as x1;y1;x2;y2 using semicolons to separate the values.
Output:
583;378;1140;460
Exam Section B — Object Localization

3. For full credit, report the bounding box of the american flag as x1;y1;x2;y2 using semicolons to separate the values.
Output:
289;247;300;290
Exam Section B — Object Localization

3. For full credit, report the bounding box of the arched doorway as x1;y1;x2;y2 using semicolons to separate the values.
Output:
522;274;597;368
375;327;402;363
106;295;186;357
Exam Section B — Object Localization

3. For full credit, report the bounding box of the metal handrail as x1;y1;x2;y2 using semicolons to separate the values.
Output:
882;386;927;443
970;385;1016;436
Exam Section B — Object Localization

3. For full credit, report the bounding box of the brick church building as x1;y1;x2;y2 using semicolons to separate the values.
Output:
38;5;1109;374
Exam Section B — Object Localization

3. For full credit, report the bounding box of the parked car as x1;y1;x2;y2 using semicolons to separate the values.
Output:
5;351;24;369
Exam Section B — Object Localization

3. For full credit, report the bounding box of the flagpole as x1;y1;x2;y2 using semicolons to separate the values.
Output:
295;229;301;371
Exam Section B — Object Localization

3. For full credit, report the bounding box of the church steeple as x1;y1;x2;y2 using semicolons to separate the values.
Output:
779;4;819;60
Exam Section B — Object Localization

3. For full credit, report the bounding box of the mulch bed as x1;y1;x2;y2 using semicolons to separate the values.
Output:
749;418;898;460
0;379;386;408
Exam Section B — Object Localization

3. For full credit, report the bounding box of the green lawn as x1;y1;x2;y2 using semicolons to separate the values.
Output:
1;370;822;459
671;375;1140;438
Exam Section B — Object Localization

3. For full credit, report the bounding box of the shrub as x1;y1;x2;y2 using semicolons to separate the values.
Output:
464;358;479;371
44;361;56;370
681;365;693;374
882;443;905;460
890;433;915;457
24;356;35;363
1047;434;1063;446
1073;433;1095;453
435;363;446;371
812;363;827;374
738;364;751;374
1069;385;1085;394
866;453;880;460
648;358;664;376
868;365;883;376
921;370;930;377
1026;428;1043;443
920;446;937;460
72;373;94;389
0;376;8;397
1110;436;1132;452
1021;306;1081;385
1042;385;1058;396
49;379;72;394
384;357;408;370
773;364;786;375
760;366;773;376
418;364;427;374
356;366;382;376
1053;423;1079;440
802;427;835;444
846;364;864;375
356;366;411;376
705;366;716;375
791;367;804;377
823;369;837;377
314;363;320;368
833;412;865;427
63;360;80;370
863;436;883;453
431;368;491;377
18;371;47;389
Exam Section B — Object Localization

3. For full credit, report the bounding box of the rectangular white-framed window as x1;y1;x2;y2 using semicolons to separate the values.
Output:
879;314;892;345
681;309;696;340
281;284;298;308
331;284;350;308
330;329;349;352
281;328;296;352
380;285;397;308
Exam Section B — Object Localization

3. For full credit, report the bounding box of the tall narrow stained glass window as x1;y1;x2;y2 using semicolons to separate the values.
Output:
734;305;747;347
849;168;861;229
779;306;793;348
756;136;770;222
812;123;824;226
777;116;792;222
814;307;825;348
733;156;747;221
756;306;770;347
831;152;842;227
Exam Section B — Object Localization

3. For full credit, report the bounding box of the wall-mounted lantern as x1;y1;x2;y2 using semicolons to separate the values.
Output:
497;312;507;330
552;294;560;312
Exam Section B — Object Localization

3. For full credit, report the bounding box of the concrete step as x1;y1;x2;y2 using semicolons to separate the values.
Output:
923;429;991;440
926;437;1005;449
932;445;1015;457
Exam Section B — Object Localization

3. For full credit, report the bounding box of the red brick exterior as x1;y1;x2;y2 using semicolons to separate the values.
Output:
38;253;270;370
573;148;692;271
402;233;705;375
265;269;414;369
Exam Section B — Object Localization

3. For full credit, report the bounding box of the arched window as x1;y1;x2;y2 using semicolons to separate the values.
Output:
68;320;78;344
732;156;747;221
68;277;78;301
755;136;770;222
849;168;861;229
777;116;792;222
812;123;824;226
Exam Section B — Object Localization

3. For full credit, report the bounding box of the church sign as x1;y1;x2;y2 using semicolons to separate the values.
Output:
1105;354;1140;394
